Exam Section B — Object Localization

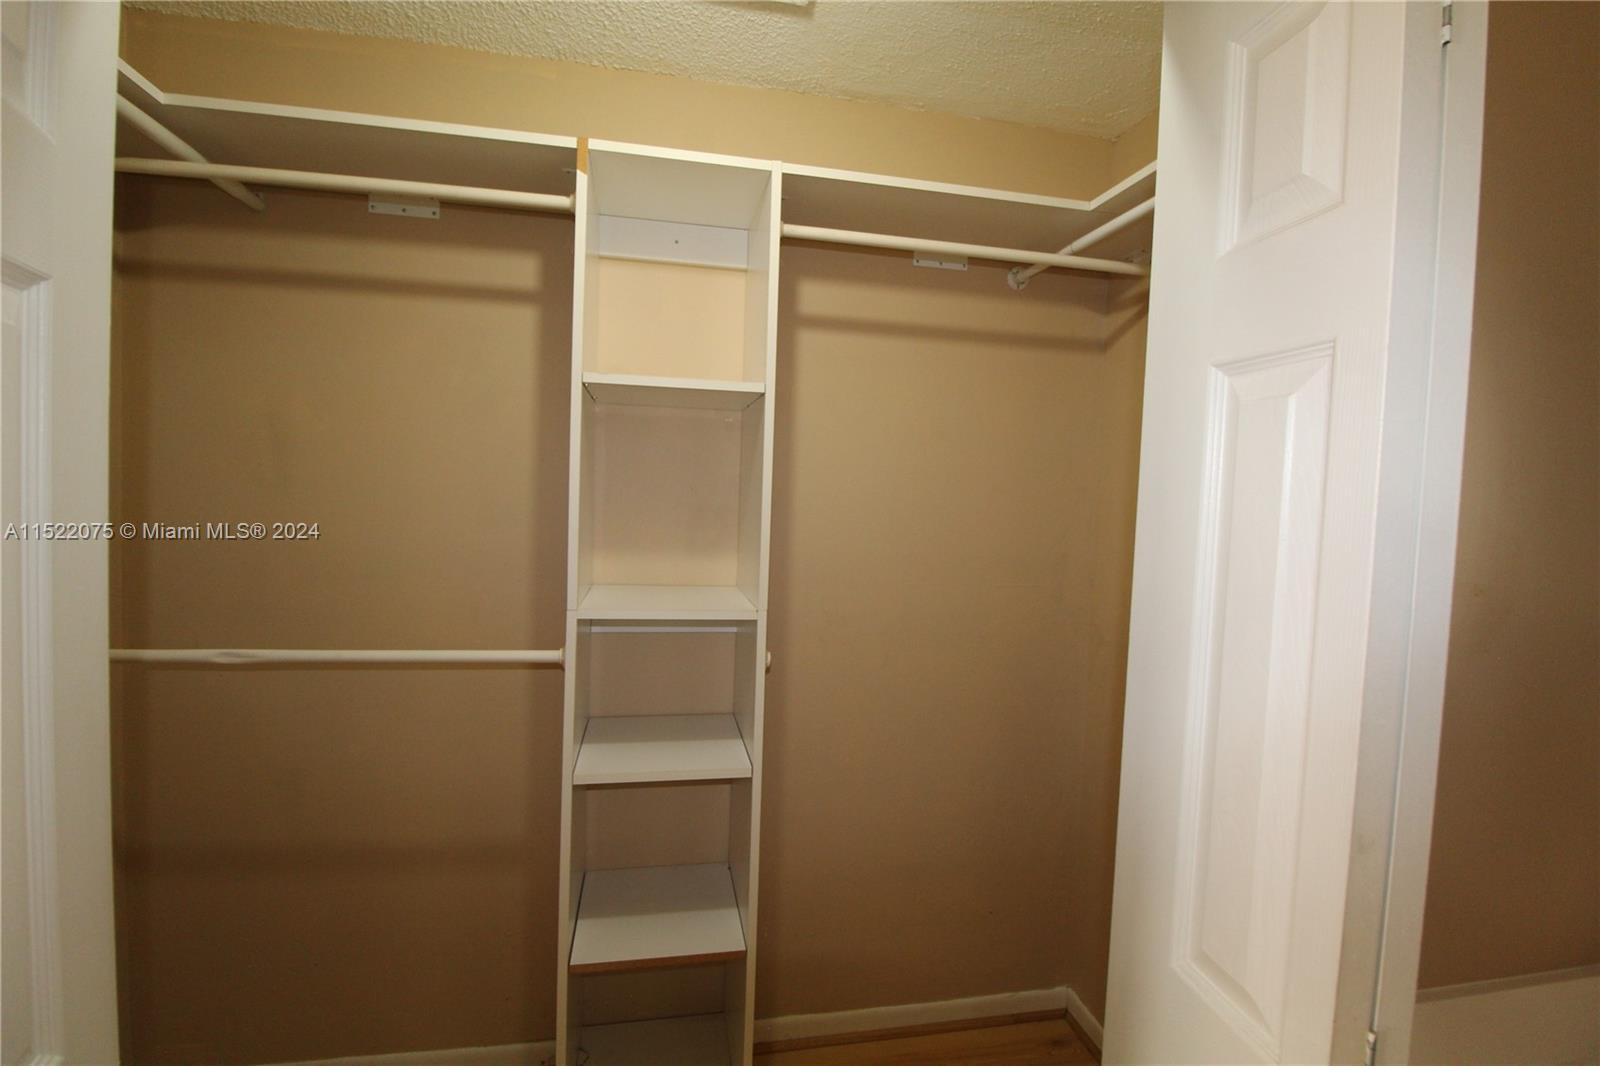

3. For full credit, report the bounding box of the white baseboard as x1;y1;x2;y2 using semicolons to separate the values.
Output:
271;984;1095;1065
277;1041;554;1066
1063;986;1104;1052
1411;965;1600;1066
752;985;1070;1045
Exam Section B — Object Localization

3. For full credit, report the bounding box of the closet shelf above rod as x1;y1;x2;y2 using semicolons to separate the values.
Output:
780;223;1150;278
1008;196;1155;290
110;648;566;665
114;158;577;215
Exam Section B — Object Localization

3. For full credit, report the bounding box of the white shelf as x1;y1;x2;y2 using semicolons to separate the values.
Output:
580;1014;730;1066
781;160;1155;262
583;372;764;411
569;864;746;975
578;584;757;621
575;715;751;786
116;62;575;198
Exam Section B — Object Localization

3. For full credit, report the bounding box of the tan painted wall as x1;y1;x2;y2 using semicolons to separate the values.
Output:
111;183;573;1064
1057;277;1146;1022
762;246;1139;1025
109;18;1154;1061
119;9;1120;200
1110;111;1160;187
1418;0;1599;990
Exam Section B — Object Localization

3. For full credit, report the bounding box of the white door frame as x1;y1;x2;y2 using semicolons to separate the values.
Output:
1340;3;1490;1063
1;2;122;1063
1313;3;1491;1061
1313;3;1490;1062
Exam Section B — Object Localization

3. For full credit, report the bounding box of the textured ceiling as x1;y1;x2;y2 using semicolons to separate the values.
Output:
127;1;1162;139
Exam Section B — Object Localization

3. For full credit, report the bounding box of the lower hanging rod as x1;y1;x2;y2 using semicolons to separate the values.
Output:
110;648;565;665
780;223;1149;278
114;157;576;215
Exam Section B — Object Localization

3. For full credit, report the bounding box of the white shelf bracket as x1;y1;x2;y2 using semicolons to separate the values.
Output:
116;94;266;212
1009;195;1155;290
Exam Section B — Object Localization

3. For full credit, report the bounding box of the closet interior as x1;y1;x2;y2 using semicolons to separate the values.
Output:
110;58;1154;1066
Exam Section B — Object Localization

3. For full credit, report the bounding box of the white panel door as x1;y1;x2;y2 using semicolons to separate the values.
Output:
1105;3;1481;1063
1;3;121;1063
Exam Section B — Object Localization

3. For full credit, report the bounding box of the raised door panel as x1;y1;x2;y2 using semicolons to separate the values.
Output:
1175;345;1333;1058
1221;2;1351;252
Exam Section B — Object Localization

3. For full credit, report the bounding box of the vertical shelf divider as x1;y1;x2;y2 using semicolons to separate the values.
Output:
555;139;592;1066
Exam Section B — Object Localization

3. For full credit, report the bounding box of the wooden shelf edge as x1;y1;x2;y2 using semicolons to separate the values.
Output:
582;372;765;411
583;371;764;392
569;947;746;976
573;714;753;787
573;767;752;787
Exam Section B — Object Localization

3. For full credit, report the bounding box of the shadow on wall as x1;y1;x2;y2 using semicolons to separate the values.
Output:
759;242;1144;1022
111;178;573;1065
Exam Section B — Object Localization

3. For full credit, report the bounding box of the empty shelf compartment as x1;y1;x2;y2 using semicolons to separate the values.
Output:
575;715;751;786
570;864;745;975
579;1013;731;1066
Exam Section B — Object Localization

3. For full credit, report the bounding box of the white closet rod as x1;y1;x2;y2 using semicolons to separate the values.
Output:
780;223;1149;278
111;647;774;668
117;95;266;212
114;158;577;215
1008;196;1156;290
110;648;565;665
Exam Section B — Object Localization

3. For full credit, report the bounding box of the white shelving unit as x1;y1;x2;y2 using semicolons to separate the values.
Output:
781;159;1156;264
559;139;780;1066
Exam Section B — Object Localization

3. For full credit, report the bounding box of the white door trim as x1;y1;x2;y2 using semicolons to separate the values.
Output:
2;2;122;1061
4;259;65;1066
1361;4;1490;1063
1318;3;1490;1062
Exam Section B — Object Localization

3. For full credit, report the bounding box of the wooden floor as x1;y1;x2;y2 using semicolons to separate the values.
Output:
756;1020;1097;1066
